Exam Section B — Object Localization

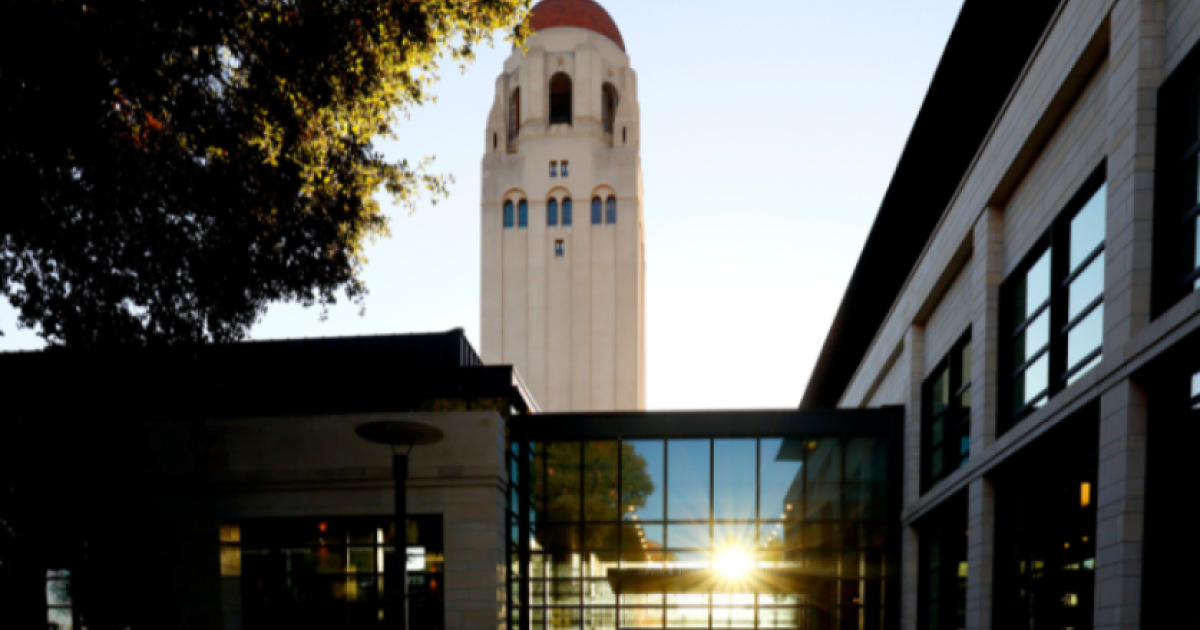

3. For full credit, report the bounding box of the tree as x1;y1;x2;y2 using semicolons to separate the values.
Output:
0;0;530;346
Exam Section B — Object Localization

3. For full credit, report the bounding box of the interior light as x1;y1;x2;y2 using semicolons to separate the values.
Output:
786;504;792;511
632;515;638;521
318;521;328;533
628;506;635;512
1080;482;1091;507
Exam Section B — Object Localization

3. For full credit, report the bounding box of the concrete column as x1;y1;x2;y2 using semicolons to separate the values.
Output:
901;325;923;630
970;207;1004;455
965;477;995;630
1094;379;1148;630
1104;0;1165;354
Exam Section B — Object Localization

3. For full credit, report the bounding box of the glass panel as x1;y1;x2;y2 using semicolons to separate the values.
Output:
583;552;619;580
504;201;514;229
666;608;709;628
1066;306;1104;373
606;198;618;224
845;438;887;521
47;608;73;630
623;441;664;521
563;199;574;226
220;524;241;543
758;522;802;556
757;608;802;629
664;551;710;570
46;575;71;606
931;368;949;416
221;544;242;576
667;523;711;549
548;607;582;628
712;605;756;628
1013;355;1049;414
1013;251;1052;328
620;607;664;627
314;548;343;574
667;440;710;522
759;438;803;522
1069;184;1106;272
1013;310;1049;368
347;548;375;574
592;198;603;225
546;442;582;522
585;606;617;628
714;439;756;520
960;342;972;393
548;199;559;226
713;521;756;550
624;523;664;554
584;442;619;522
805;439;842;520
584;524;619;550
542;525;581;556
519;200;529;228
1068;256;1104;320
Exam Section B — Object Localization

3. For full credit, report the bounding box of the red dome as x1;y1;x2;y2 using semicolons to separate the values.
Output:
528;0;626;52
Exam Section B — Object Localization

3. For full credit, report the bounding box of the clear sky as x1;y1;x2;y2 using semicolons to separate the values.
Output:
0;0;965;410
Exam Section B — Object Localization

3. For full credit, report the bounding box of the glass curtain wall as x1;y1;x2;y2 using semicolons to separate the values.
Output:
510;437;889;630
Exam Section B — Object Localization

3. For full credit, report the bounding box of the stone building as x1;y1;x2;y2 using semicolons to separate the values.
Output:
802;0;1200;628
479;0;647;412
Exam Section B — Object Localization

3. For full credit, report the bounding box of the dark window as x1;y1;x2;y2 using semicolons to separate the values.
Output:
591;198;602;225
993;411;1097;630
509;88;521;140
518;200;528;229
504;201;514;229
1154;42;1200;314
1002;169;1106;431
562;198;573;226
555;240;565;257
493;133;497;150
550;161;558;178
230;515;445;630
561;161;569;178
549;73;572;125
922;331;971;491
548;199;559;227
606;197;617;224
602;83;619;134
918;494;967;630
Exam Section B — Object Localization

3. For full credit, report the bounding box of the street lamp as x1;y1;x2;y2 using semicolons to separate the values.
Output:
356;420;445;630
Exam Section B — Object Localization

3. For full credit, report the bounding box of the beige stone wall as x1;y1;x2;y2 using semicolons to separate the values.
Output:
141;411;509;630
923;263;973;376
481;26;646;411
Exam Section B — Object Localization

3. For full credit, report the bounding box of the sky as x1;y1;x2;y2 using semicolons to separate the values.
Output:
0;0;966;410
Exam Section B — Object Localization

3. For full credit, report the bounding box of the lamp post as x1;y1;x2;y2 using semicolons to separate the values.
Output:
356;420;444;630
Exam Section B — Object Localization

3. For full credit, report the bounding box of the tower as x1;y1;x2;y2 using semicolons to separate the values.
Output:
480;0;645;412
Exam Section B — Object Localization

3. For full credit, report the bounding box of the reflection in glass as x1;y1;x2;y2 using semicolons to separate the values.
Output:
1068;259;1104;318
518;200;529;228
47;608;74;630
845;438;887;521
666;607;709;628
621;607;665;628
713;521;755;551
586;606;617;629
667;440;710;521
1066;308;1104;371
714;440;756;520
585;442;619;522
563;198;574;226
545;442;582;522
805;440;841;520
1069;184;1106;270
548;198;559;226
624;441;664;521
1013;311;1049;368
667;523;711;549
760;439;803;522
1013;355;1049;415
1014;252;1052;326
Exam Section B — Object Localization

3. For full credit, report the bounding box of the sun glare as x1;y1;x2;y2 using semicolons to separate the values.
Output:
714;547;753;580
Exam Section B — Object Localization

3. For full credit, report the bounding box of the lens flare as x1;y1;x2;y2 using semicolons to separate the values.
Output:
714;547;753;580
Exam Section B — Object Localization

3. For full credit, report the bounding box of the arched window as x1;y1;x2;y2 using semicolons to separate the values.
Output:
591;197;603;225
547;199;559;227
509;88;520;139
606;197;617;224
504;201;514;229
602;83;619;134
562;198;573;226
549;73;572;125
518;200;528;228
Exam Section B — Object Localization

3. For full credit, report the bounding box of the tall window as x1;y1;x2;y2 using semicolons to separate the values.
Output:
548;199;559;227
922;331;971;491
606;197;617;224
46;569;73;630
1003;170;1106;430
549;73;572;125
550;161;558;178
918;494;967;630
1154;43;1200;314
509;88;521;140
504;201;514;229
602;83;619;134
591;197;602;225
518;200;528;229
562;198;573;226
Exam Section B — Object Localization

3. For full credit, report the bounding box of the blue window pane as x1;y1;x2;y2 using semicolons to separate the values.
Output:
1013;309;1049;368
1013;354;1049;415
562;199;573;226
1068;256;1104;320
1066;306;1103;374
622;441;663;521
547;199;559;226
1013;251;1051;328
550;162;558;178
591;198;602;225
606;197;617;224
666;440;710;521
518;200;528;228
504;201;514;229
759;439;802;522
1070;184;1106;271
714;440;755;520
561;162;569;177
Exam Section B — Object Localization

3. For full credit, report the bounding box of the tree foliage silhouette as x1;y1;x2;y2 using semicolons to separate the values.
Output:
0;0;530;346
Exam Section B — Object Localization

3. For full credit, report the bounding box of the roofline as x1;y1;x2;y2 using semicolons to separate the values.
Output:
800;0;1064;409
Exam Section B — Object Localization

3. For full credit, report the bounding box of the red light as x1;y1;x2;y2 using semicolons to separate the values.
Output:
318;522;328;533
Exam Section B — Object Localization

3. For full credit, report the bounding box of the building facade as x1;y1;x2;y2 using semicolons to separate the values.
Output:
480;0;647;412
803;1;1200;629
